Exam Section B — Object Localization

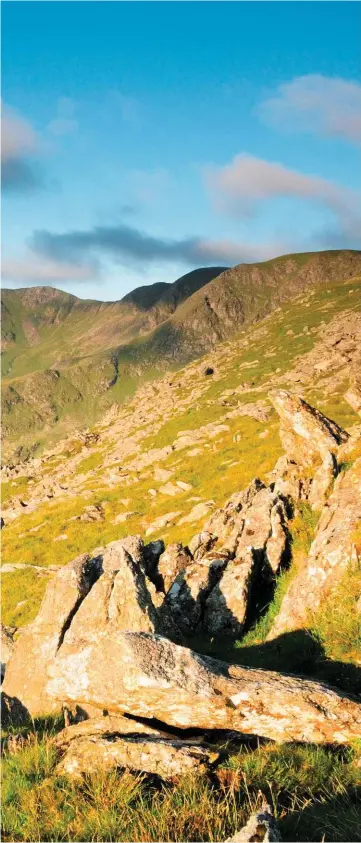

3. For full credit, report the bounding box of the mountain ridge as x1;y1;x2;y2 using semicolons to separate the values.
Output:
2;249;361;461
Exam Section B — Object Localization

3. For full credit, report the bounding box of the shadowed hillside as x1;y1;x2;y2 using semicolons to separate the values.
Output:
2;250;360;460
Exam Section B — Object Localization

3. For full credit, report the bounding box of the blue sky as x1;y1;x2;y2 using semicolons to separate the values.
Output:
2;1;361;301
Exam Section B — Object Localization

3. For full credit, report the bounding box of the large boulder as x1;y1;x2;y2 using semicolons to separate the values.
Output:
269;457;361;638
2;539;181;717
2;552;103;716
62;538;180;645
45;631;361;744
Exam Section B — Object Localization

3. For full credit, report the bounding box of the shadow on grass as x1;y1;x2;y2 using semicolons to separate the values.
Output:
280;786;361;843
187;629;361;698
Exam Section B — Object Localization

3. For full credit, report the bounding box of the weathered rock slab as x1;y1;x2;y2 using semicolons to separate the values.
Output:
46;632;361;744
56;733;219;780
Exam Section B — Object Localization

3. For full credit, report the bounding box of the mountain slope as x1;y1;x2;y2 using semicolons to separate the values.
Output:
2;250;360;460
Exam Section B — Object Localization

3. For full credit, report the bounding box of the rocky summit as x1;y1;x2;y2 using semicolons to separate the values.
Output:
2;250;361;842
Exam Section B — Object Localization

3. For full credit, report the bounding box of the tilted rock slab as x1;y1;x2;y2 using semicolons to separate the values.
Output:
2;539;180;716
269;390;349;464
56;733;219;780
269;457;361;638
54;712;217;780
54;714;176;748
269;389;349;508
2;552;103;715
46;631;361;744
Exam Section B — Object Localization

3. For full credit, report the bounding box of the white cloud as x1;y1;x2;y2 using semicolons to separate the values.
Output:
1;254;96;287
258;75;361;145
195;237;285;265
1;101;38;162
205;153;360;242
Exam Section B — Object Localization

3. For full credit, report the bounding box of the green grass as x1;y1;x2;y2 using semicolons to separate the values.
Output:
311;560;361;665
1;568;52;628
2;727;361;842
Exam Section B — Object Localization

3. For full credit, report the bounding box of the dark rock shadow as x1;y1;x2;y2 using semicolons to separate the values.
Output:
185;629;361;698
279;786;361;842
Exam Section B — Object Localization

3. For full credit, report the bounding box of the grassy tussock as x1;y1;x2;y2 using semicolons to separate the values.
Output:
311;560;361;665
2;730;361;842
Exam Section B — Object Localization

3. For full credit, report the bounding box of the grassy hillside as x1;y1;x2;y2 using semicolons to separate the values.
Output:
2;262;360;629
2;259;361;843
2;250;360;461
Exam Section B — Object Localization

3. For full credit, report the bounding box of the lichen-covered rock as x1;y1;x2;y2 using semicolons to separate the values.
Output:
52;538;182;652
203;550;255;637
56;732;219;780
176;482;290;637
54;714;176;749
1;538;182;717
204;479;264;552
188;530;217;560
157;543;192;592
226;803;281;842
165;549;229;634
269;390;349;508
269;457;361;638
269;390;349;464
2;552;103;716
308;452;337;510
46;631;361;744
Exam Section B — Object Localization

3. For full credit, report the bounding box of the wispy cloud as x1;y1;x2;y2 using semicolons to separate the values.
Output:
1;254;97;287
47;97;78;137
258;75;361;145
29;221;283;273
205;153;360;244
1;101;43;191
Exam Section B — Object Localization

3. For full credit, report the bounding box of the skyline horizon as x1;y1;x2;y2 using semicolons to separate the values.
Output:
2;1;361;300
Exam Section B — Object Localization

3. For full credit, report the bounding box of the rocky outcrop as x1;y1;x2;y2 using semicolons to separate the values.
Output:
2;552;103;715
269;390;349;462
45;631;361;744
2;540;181;716
157;543;192;592
269;457;361;638
165;481;290;638
269;390;349;509
226;804;281;842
